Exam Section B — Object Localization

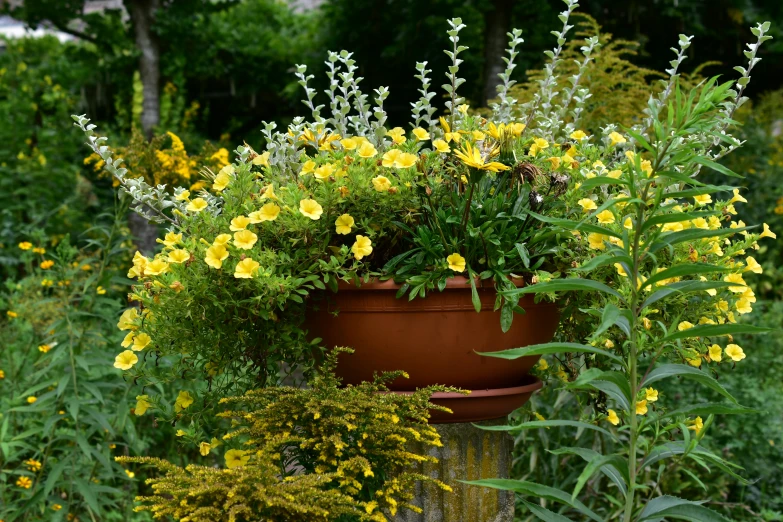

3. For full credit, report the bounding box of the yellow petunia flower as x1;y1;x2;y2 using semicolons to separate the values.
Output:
577;198;597;212
352;235;373;260
199;442;211;456
175;390;195;411
645;388;658;402
233;229;258;250
340;137;358;150
596;210;615;224
212;167;233;192
261;184;278;200
609;131;626;146
708;344;722;362
356;141;378;158
723;273;746;293
587;232;607;250
386;127;406;145
570;130;588;140
635;400;648;415
186;198;208;212
300;160;316;175
606;409;619;425
159;231;182;247
335;214;355;235
728;188;747;204
213;234;232;246
114;350;139;371
167;249;190;264
252;151;270;167
299;199;323;220
18;241;33;250
735;298;753;315
135;395;151;416
225;449;250;469
759;223;776;239
412;127;430;141
27;396;37;404
175;190;190;201
314;163;335;181
40;260;54;269
205;244;229;269
744;256;762;274
372;176;392;192
132;332;151;351
144;259;169;276
234;258;260;279
230;215;251;231
677;321;694;331
395;152;418;169
446;253;466;272
528;137;549;157
432;139;451;153
117;308;139;331
687;416;704;434
255;203;280;222
693;194;712;206
725;344;745;361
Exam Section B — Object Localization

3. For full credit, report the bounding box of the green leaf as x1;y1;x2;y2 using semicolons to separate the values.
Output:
640;211;716;233
479;342;622;363
500;302;514;333
468;268;481;313
549;447;627;497
475;419;616;439
463;479;603;522
648;226;751;254
504;278;624;301
573;252;633;273
572;454;624;500
593;304;621;338
641;364;738;404
662;323;773;341
75;477;102;515
515;242;530;268
521;501;572;522
45;458;70;495
639;495;732;521
641;264;729;290
642;280;736;309
657;402;759;421
527;210;622;238
692;156;742;179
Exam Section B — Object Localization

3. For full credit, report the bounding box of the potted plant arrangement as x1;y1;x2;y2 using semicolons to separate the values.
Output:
73;17;578;425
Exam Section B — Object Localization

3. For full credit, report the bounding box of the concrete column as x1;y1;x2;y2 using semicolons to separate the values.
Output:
395;420;514;522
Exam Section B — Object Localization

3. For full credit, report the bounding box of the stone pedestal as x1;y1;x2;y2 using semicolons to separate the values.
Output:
394;420;514;522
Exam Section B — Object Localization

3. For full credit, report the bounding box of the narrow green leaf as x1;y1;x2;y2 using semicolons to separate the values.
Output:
657;402;759;421
639;495;732;521
662;323;773;341
641;364;738;404
572;454;622;500
468;268;481;313
641;264;729;290
573;252;633;273
515;242;530;268
479;342;622;363
692;156;742;179
475;419;616;439
642;280;736;309
504;278;624;301
549;447;627;497
593;304;621;338
521;501;572;522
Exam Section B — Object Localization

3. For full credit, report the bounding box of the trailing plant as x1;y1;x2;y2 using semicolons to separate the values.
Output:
119;349;454;521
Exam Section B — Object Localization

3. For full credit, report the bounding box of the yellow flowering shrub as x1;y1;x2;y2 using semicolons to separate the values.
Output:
120;349;454;521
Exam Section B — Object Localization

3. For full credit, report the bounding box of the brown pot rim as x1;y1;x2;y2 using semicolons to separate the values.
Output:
334;275;525;291
392;376;544;399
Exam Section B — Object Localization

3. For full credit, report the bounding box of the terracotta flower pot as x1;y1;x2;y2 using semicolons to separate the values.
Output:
306;276;559;390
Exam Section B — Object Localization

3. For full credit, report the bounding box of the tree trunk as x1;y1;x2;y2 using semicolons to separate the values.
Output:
125;0;161;139
482;0;513;107
127;211;159;255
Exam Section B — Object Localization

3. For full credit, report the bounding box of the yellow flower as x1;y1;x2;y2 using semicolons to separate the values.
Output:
27;396;37;404
176;430;186;437
212;169;232;192
144;259;169;276
125;469;135;479
635;400;648;415
386;127;406;144
234;258;260;279
688;416;704;434
537;358;549;370
454;142;510;172
213;234;231;246
117;308;139;331
723;273;746;293
545;156;561;169
606;409;620;425
372;176;392;192
314;163;335;181
728;188;747;204
645;388;659;402
382;149;401;168
577;198;597;212
233;229;258;250
230;215;251;231
132;332;151;351
744;256;762;274
432;139;451;153
352;235;373;260
252;151;270;167
186;198;208;212
662;222;684;233
687;356;702;367
528;137;549;157
596;210;615;224
693;194;712;206
534;412;546;421
40;260;54;270
709;344;722;362
199;442;211;456
340;137;358;150
335;214;355;235
472;130;485;141
175;390;195;411
0;369;5;379
446;253;466;272
587;232;607;250
299;199;323;220
254;203;280;222
16;476;32;489
356;141;378;158
412;127;430;141
205;244;229;269
52;504;63;511
32;247;46;254
725;344;745;361
96;285;107;295
300;160;316;175
570;130;588;140
261;185;278;200
735;298;753;315
114;350;139;370
38;344;52;353
759;223;776;239
395;152;418;169
167;249;190;264
677;321;694;331
609;131;626;146
18;241;32;250
225;449;250;469
176;190;190;201
614;263;628;277
160;232;182;248
439;117;462;143
135;395;151;415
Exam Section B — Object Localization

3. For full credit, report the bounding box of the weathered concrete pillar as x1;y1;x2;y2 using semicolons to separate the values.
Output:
395;420;514;522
